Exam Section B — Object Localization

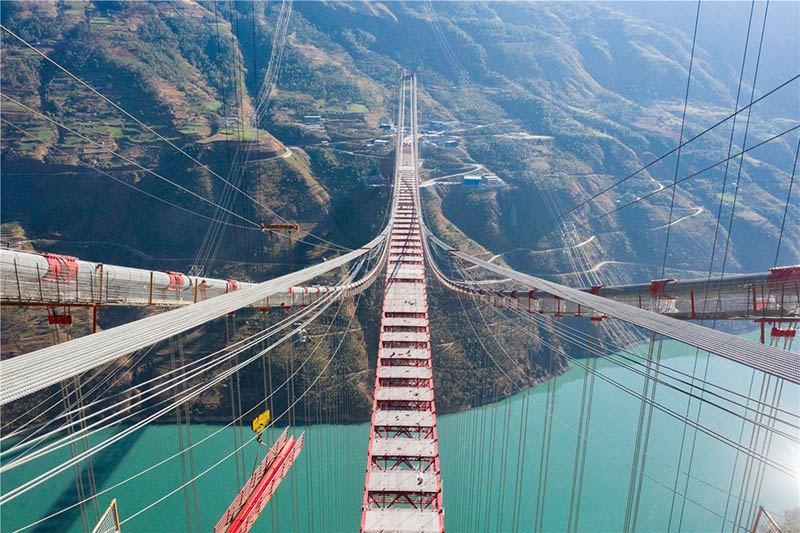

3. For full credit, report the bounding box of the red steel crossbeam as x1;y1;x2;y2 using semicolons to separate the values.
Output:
368;492;439;509
371;457;436;471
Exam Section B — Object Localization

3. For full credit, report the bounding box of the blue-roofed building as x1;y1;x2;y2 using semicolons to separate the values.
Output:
463;175;482;187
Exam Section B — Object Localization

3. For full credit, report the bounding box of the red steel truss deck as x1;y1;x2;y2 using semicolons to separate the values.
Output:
215;428;304;533
361;145;444;531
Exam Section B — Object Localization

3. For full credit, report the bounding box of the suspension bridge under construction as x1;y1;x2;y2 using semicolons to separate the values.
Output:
1;47;799;533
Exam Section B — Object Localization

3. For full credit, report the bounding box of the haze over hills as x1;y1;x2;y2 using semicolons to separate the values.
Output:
1;0;798;420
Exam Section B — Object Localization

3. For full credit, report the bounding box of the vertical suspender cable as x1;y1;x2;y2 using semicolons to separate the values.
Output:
631;335;665;530
60;377;89;533
225;316;241;491
623;332;656;532
168;338;193;533
660;0;702;278
773;140;800;266
712;2;772;529
54;324;90;533
567;333;593;531
668;2;755;528
573;322;599;532
732;373;769;529
177;335;201;533
539;320;560;532
75;377;100;523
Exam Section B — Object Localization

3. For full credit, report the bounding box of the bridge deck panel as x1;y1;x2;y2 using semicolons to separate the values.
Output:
363;510;441;533
372;409;433;428
368;471;438;493
378;367;431;379
371;438;436;458
381;332;429;343
379;348;429;360
375;387;433;402
382;317;428;328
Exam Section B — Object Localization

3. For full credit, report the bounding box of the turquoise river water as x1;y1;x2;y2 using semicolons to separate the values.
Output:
2;330;797;532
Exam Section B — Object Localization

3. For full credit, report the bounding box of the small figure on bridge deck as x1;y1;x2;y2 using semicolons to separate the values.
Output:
416;469;423;486
199;279;210;300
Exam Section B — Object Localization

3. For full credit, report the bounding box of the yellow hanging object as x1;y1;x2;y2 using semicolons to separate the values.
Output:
251;409;271;434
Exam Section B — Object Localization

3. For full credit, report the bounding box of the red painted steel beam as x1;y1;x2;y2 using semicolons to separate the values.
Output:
215;430;304;533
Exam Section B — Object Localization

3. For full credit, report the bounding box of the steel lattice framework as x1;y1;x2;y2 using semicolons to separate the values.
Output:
361;75;445;533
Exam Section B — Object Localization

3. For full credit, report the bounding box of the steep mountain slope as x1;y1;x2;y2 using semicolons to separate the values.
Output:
264;0;798;281
1;1;797;423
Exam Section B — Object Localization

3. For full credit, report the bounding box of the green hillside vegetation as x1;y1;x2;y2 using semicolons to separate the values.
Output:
1;0;797;424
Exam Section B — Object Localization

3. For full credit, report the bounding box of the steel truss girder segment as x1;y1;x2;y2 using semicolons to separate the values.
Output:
371;457;436;471
361;74;444;533
368;492;440;510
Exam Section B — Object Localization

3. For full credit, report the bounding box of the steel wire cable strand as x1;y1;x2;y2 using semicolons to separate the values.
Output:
11;279;356;532
0;341;159;441
691;6;779;527
492;303;798;478
439;245;800;429
446;258;798;484
455;256;508;530
742;140;800;527
541;171;646;360
0;274;355;506
448;260;546;532
213;0;293;183
0;253;373;473
773;138;800;266
195;0;257;274
0;345;158;465
693;0;757;322
447;258;798;500
0;291;334;480
425;226;797;383
418;114;797;523
11;252;373;477
441;276;771;531
116;282;364;529
460;290;794;516
0;119;254;231
3;242;387;439
0;298;312;448
519;153;646;371
487;73;800;253
11;303;344;533
541;318;799;431
660;0;702;279
497;308;789;530
9;306;307;436
196;0;252;274
0;227;389;406
446;258;800;431
0;249;379;462
448;252;796;443
483;288;800;445
0;298;326;466
0;23;350;255
0;268;364;450
438;262;800;426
